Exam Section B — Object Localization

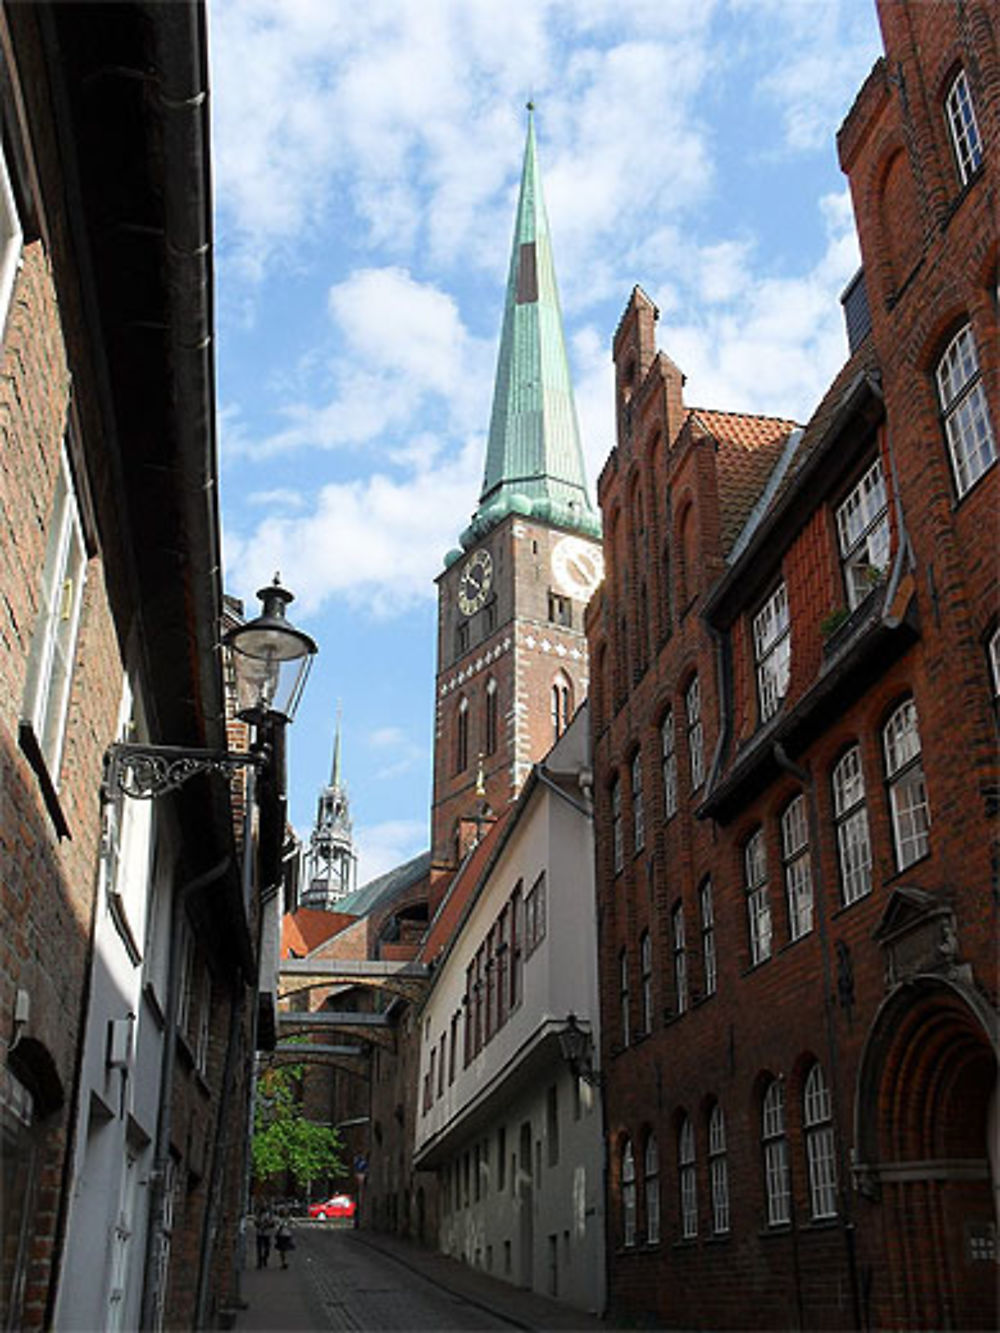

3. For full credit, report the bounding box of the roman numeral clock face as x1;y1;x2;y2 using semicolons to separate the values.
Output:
457;548;493;616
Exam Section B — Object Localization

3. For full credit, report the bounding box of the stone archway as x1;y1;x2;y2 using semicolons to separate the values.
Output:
854;973;997;1330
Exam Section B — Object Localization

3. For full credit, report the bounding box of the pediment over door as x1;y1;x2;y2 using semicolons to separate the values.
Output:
872;886;969;989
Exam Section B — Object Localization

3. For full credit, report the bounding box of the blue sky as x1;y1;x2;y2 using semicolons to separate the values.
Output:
209;0;883;886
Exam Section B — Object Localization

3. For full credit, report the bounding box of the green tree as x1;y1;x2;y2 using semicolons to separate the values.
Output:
252;1060;344;1194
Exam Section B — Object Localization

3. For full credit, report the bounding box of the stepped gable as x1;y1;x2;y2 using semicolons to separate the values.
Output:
690;407;801;554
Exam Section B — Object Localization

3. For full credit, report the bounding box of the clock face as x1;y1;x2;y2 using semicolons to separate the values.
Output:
457;548;493;616
551;536;604;600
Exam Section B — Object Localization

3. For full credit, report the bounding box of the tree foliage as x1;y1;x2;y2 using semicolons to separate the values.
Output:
252;1061;344;1191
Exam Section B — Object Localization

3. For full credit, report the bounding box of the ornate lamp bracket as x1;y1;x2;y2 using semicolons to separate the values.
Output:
103;742;265;801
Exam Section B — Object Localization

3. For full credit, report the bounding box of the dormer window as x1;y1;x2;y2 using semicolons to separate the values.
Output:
836;459;890;609
753;583;790;723
944;69;983;186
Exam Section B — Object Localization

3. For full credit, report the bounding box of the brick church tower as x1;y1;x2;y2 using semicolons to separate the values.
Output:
431;107;603;872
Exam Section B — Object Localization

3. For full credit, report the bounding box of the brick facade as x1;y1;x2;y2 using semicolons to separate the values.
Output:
588;3;997;1327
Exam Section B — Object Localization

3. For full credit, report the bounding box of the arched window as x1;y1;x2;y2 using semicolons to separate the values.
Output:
551;674;572;741
753;582;790;723
936;323;996;497
781;795;813;941
803;1064;837;1219
832;746;871;904
660;710;677;819
744;829;771;965
455;696;469;773
685;676;704;791
631;749;645;852
621;1140;636;1247
762;1078;790;1226
699;879;717;997
883;698;930;869
644;1135;660;1245
836;458;890;610
619;948;630;1049
678;1116;697;1238
484;678;498;756
708;1104;729;1234
671;902;687;1015
944;69;983;186
611;775;623;874
639;931;653;1035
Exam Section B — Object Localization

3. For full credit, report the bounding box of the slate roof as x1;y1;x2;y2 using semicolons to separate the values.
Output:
689;408;801;555
334;849;432;919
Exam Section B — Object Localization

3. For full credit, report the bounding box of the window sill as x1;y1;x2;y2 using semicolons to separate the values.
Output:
758;1223;792;1239
881;849;932;887
108;889;143;966
704;1231;732;1244
831;888;874;920
740;955;772;978
671;1237;698;1250
18;721;71;839
803;1215;839;1231
777;930;813;955
951;455;996;510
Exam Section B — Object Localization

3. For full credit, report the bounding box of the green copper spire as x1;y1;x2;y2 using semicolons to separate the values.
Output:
456;105;600;554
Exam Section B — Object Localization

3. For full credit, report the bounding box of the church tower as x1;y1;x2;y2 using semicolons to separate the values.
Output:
431;107;603;871
302;708;358;908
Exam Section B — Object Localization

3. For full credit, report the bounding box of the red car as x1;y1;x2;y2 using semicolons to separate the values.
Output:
308;1194;356;1220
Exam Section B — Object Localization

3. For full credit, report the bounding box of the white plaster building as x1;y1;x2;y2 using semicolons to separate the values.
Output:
413;705;605;1315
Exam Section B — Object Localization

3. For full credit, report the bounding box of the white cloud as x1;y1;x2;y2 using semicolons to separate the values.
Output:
354;817;428;888
246;488;306;509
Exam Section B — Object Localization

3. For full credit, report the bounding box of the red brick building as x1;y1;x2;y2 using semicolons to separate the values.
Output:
587;3;997;1328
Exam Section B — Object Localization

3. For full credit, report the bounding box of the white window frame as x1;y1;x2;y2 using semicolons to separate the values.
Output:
745;829;771;966
619;949;630;1049
700;880;717;997
883;699;931;870
781;796;813;941
644;1136;660;1245
525;872;546;956
833;746;872;905
762;1079;790;1226
661;710;677;819
988;626;1000;702
686;676;704;791
753;582;790;722
803;1064;837;1220
708;1105;730;1234
836;459;890;610
0;141;22;338
622;1140;637;1248
679;1117;697;1239
944;69;983;186
672;903;688;1015
23;452;88;784
936;323;996;498
611;776;623;874
631;750;645;853
640;931;653;1035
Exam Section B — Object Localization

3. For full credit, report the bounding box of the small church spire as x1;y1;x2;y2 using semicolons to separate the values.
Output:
459;104;600;551
301;705;357;910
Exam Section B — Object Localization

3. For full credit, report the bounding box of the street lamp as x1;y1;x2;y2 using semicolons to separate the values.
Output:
557;1013;601;1087
104;575;317;800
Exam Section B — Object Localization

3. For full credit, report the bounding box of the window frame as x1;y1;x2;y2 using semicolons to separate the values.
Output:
744;829;772;966
832;745;872;905
803;1064;838;1220
700;879;717;997
619;948;630;1049
644;1135;661;1246
678;1116;697;1240
753;582;791;723
935;323;996;498
944;68;983;187
685;676;704;791
708;1104;730;1235
0;140;22;338
672;902;688;1015
780;795;814;942
660;709;677;819
621;1140;637;1248
762;1079;790;1227
882;698;931;870
639;930;653;1035
835;458;890;611
631;750;645;853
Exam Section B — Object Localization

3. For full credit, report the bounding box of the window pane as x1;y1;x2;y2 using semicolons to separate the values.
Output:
945;70;983;184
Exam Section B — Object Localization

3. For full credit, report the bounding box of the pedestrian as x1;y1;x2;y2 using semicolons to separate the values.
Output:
255;1206;275;1269
275;1212;295;1270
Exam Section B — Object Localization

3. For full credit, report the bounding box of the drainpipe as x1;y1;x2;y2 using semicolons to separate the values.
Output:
140;855;232;1332
773;743;864;1331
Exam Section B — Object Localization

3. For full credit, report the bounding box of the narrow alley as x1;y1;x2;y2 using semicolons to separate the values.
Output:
235;1223;607;1332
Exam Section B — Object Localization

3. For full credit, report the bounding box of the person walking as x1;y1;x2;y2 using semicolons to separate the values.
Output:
274;1212;294;1270
255;1206;275;1269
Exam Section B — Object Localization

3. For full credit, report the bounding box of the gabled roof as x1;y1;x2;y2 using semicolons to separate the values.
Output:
282;907;358;958
456;108;599;555
690;408;801;556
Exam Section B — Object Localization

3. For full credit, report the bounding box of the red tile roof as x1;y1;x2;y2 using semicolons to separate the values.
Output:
282;907;357;959
420;809;514;964
689;408;800;555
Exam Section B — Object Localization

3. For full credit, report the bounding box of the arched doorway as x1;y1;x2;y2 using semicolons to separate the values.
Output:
855;973;997;1330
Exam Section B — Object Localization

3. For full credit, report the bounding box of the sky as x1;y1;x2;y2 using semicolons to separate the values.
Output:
209;0;884;888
